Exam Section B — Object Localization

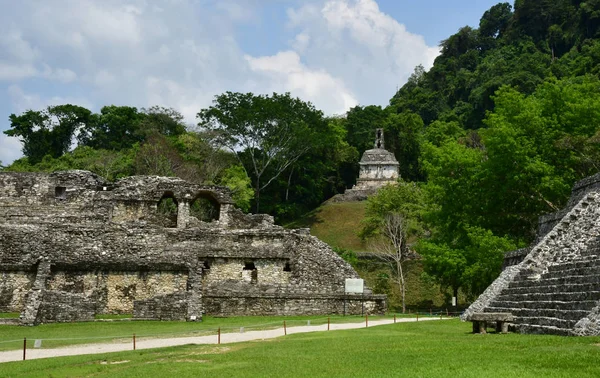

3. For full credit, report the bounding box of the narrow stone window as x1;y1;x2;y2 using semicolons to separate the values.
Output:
243;261;257;283
55;186;67;200
157;192;178;228
203;260;211;270
283;262;291;272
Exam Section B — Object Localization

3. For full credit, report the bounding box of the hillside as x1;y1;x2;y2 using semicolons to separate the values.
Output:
288;201;368;252
289;200;448;310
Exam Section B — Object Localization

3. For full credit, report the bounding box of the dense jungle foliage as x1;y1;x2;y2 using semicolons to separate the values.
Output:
3;0;600;300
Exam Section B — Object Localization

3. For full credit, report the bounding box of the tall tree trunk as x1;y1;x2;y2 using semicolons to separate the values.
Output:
254;178;261;213
285;167;294;202
397;261;406;314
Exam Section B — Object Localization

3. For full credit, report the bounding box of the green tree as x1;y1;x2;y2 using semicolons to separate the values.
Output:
5;105;93;164
219;165;254;212
78;105;144;150
344;105;387;156
197;92;327;213
140;106;187;137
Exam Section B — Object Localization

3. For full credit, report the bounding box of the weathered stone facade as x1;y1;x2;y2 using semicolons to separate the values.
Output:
463;173;600;335
0;170;385;324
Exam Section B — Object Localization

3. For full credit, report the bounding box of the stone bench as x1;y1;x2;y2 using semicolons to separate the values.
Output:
470;312;514;334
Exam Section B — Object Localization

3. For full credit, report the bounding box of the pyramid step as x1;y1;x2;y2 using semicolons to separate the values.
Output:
509;274;600;288
517;323;573;336
496;291;600;302
484;307;588;322
503;283;600;295
546;258;600;272
488;300;598;311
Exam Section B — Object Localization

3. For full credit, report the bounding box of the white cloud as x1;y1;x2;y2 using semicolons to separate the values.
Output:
0;63;38;81
8;85;92;114
285;0;440;105
0;0;439;164
245;51;358;114
0;135;23;166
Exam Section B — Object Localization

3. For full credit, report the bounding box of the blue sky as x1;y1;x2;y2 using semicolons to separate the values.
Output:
0;0;506;165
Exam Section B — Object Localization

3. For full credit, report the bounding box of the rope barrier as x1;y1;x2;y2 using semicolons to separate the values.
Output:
0;313;461;349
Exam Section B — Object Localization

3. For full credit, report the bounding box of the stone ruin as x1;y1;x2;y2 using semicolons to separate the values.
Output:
463;173;600;335
0;170;386;325
329;128;400;203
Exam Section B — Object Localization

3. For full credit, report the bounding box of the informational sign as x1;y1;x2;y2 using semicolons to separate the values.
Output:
345;278;364;293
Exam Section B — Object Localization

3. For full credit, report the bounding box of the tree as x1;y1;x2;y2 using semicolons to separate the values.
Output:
134;133;199;182
344;105;387;156
370;213;411;313
5;104;92;164
197;92;327;213
383;110;425;181
417;226;516;299
78;105;144;150
479;3;513;39
219;165;254;212
140;106;187;137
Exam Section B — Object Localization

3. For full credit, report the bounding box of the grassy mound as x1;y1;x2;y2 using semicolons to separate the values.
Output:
287;201;368;252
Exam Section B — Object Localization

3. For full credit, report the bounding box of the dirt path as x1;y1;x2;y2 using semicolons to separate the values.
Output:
0;317;447;363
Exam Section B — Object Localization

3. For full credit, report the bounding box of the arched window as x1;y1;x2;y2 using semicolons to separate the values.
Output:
157;191;178;228
190;192;220;223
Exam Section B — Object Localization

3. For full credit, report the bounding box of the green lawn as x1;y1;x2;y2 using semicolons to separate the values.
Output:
0;314;396;351
3;319;600;377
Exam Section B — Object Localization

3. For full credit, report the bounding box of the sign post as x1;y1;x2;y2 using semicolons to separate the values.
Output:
344;279;364;316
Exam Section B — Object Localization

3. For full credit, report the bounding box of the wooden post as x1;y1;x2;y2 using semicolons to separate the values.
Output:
446;308;449;316
133;334;136;350
430;308;432;316
23;337;26;361
416;312;419;322
284;320;287;335
218;327;221;344
366;314;368;328
327;317;330;331
394;314;396;323
440;312;442;320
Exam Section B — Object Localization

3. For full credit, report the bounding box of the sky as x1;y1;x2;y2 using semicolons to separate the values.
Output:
0;0;506;165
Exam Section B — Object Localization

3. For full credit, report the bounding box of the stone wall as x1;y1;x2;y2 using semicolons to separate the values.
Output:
204;294;387;317
47;270;188;314
0;171;386;324
134;293;189;320
0;271;35;312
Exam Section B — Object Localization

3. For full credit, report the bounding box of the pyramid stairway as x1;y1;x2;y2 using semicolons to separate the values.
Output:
464;174;600;335
483;242;600;335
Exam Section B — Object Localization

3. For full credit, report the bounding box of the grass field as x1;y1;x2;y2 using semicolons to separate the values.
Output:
0;315;394;351
3;319;600;377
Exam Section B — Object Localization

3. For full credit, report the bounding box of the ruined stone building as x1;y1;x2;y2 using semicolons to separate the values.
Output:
330;129;400;202
463;173;600;336
0;171;386;325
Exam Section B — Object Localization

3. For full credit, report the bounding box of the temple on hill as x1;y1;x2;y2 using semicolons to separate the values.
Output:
329;128;399;202
353;128;400;191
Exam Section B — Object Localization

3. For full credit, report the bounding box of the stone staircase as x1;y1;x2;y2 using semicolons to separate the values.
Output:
484;257;600;335
463;176;600;335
